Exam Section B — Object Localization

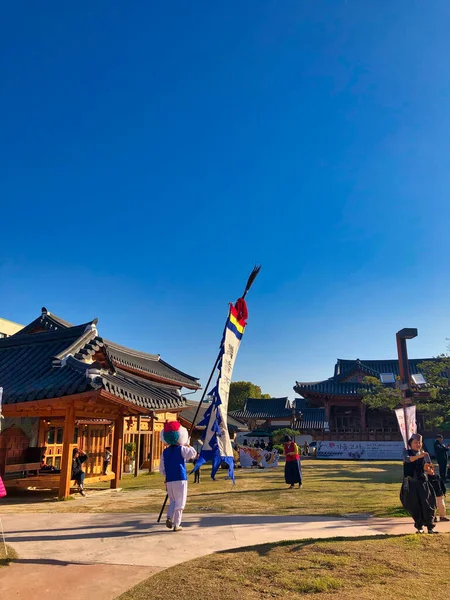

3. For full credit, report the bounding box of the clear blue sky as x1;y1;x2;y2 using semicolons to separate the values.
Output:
1;1;450;400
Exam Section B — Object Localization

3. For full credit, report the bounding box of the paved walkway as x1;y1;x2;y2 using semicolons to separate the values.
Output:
1;512;449;599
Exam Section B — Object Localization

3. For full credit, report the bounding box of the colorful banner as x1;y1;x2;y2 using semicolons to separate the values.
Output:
395;406;417;447
194;302;248;481
316;440;405;460
239;447;279;468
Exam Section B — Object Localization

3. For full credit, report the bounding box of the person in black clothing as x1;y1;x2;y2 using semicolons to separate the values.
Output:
433;435;449;481
425;462;449;523
400;434;437;534
193;457;201;483
260;440;266;451
72;448;88;496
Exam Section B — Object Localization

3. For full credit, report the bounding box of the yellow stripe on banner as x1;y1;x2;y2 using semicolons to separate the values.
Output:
229;313;245;334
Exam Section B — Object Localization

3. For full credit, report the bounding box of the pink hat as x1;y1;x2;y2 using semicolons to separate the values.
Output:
164;421;181;433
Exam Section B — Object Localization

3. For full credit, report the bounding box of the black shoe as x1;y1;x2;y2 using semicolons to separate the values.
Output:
428;529;439;534
440;516;449;522
434;517;438;523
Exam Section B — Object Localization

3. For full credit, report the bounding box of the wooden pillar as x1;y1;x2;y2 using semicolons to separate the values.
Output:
148;415;155;473
134;416;142;477
324;400;330;426
58;402;75;499
360;402;367;430
110;415;124;489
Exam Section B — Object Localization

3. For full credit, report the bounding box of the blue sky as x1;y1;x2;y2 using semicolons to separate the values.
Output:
1;1;450;399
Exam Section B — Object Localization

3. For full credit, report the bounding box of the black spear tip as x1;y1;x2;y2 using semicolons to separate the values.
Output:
242;265;261;298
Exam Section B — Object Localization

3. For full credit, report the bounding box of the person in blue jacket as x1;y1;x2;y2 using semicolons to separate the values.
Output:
159;421;197;532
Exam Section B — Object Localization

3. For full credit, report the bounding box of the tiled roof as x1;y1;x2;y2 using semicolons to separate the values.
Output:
230;397;292;419
180;401;246;431
334;358;438;378
102;369;185;411
14;309;84;335
294;380;368;396
295;357;441;399
296;408;328;430
12;310;200;390
104;342;200;389
0;320;187;411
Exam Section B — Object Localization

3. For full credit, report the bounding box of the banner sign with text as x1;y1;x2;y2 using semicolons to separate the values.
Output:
316;440;405;460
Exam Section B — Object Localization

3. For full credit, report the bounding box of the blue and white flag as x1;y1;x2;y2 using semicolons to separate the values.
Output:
193;300;248;482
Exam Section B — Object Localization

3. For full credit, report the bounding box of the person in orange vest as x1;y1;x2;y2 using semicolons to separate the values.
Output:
283;435;302;489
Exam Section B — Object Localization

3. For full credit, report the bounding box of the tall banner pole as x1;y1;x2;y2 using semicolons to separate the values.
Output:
157;266;261;523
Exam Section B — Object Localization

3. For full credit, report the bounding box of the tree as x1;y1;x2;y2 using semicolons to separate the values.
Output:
360;376;402;411
228;381;271;412
416;356;450;429
360;356;450;429
272;428;298;444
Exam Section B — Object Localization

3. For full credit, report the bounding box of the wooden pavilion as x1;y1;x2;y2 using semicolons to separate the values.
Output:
0;308;200;498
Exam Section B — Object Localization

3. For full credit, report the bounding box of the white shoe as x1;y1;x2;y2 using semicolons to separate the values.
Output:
173;525;183;532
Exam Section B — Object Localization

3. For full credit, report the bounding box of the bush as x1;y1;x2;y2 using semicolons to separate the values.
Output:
273;444;284;455
271;428;297;444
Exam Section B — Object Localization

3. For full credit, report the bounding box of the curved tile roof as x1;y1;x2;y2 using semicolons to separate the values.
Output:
231;397;292;419
294;380;369;396
0;315;190;411
10;309;200;390
104;342;200;389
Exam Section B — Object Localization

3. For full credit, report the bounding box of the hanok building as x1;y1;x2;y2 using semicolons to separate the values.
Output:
0;308;200;497
230;396;327;438
230;397;295;431
294;357;436;440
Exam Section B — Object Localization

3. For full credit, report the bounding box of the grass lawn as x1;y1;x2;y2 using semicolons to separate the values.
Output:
2;460;413;517
117;533;450;600
85;460;408;517
0;544;18;567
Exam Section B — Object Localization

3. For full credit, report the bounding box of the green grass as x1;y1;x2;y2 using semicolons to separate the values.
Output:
89;460;408;517
2;461;414;518
117;533;450;600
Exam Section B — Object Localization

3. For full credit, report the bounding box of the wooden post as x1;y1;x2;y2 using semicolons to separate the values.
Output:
324;400;330;426
360;403;367;430
149;415;155;473
58;402;75;499
111;415;124;489
134;416;142;477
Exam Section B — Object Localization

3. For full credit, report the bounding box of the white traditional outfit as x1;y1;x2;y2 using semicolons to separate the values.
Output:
159;421;196;531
